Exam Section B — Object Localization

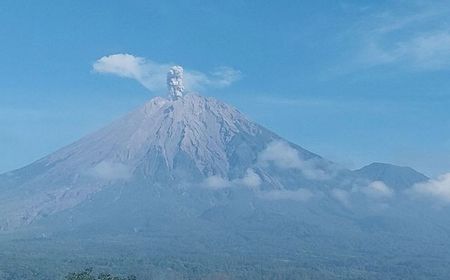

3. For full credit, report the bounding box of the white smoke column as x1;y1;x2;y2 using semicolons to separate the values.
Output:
167;66;185;100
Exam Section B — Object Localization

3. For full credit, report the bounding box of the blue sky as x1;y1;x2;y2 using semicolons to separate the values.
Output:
1;0;449;176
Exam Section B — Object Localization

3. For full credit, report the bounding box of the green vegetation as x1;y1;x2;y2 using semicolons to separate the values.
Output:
65;268;136;280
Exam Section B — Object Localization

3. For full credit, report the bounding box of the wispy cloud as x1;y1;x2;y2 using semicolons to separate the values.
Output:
203;175;231;190
361;181;394;199
203;169;323;204
93;54;241;93
203;168;261;190
360;31;450;70
330;188;351;208
233;169;262;189
340;3;450;72
258;141;335;180
410;172;450;204
331;180;394;208
93;54;167;92
184;66;242;90
258;188;314;202
88;161;132;181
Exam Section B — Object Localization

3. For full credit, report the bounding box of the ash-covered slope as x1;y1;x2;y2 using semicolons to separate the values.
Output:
23;94;284;182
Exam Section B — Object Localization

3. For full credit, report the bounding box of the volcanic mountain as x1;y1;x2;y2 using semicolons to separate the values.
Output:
1;66;446;280
0;66;339;231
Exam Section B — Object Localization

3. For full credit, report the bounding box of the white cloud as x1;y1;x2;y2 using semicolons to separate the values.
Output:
211;66;242;87
234;168;262;189
89;161;132;181
337;3;450;72
411;173;450;203
360;31;450;70
258;141;333;180
329;181;393;208
93;53;241;93
93;54;168;92
259;141;303;169
203;175;232;190
203;168;262;190
362;181;394;199
202;168;320;204
331;188;351;207
184;66;241;90
258;188;313;202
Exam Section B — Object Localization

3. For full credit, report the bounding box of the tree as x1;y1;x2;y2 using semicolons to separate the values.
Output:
65;268;95;280
64;269;137;280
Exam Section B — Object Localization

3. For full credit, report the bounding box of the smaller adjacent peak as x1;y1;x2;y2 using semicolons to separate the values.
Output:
354;162;428;189
167;65;185;100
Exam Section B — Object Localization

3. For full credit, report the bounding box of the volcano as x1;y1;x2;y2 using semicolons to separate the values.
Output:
0;66;448;280
0;66;340;231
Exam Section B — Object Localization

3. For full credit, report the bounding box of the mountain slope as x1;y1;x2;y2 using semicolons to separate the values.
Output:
354;162;428;190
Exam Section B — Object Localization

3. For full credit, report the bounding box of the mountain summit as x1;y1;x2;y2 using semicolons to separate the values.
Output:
167;65;185;100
